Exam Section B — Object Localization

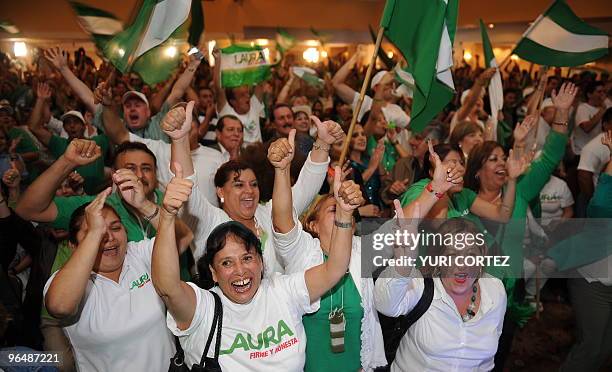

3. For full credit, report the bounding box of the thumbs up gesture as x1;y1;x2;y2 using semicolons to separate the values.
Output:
162;162;194;216
268;129;296;170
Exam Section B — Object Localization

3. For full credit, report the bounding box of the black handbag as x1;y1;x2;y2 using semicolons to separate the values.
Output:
169;291;223;372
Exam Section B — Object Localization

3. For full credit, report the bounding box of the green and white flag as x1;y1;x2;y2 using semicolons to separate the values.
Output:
103;0;191;85
221;45;271;88
381;0;458;133
0;20;19;34
69;2;123;51
275;28;296;53
291;66;323;88
513;0;609;67
480;19;503;133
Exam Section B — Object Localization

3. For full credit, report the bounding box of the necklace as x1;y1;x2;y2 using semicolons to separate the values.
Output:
461;281;479;322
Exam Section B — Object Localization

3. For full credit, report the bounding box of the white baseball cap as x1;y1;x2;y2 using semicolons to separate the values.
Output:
60;110;85;124
122;91;149;107
371;70;389;89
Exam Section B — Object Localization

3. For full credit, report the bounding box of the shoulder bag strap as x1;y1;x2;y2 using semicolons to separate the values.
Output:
198;291;222;366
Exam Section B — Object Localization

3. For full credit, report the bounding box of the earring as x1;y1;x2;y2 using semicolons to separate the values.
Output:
475;174;479;180
220;197;224;204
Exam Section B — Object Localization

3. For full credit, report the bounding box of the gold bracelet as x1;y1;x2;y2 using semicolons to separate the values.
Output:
313;142;330;152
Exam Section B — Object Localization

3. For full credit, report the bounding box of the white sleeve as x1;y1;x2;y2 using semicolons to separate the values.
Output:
166;282;214;336
559;180;574;208
45;117;67;137
180;183;230;261
274;272;320;316
373;267;424;317
128;133;172;185
578;141;609;173
272;210;323;273
575;104;591;127
281;151;329;216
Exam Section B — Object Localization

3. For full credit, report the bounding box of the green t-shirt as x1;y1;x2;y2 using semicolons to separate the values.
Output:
48;135;110;195
367;135;398;173
40;240;73;320
52;189;163;242
303;272;363;372
400;178;476;218
94;102;171;143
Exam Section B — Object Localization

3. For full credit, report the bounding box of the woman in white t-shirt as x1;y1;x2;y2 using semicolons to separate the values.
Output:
268;129;387;371
44;184;194;372
152;164;364;371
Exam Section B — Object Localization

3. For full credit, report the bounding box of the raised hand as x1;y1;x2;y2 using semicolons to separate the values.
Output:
333;166;364;213
477;67;497;86
8;136;21;155
63;139;102;167
43;47;68;70
429;140;463;194
506;149;530;180
389;178;410;196
84;187;112;235
311;116;346;145
513;114;537;146
268;129;295;170
2;163;20;189
551;82;578;111
162;162;193;215
161;101;195;140
370;140;385;167
393;199;421;256
93;79;113;106
66;171;85;195
113;169;146;209
37;82;52;100
601;130;612;153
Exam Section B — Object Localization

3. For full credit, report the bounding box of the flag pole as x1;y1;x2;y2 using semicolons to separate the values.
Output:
339;26;386;165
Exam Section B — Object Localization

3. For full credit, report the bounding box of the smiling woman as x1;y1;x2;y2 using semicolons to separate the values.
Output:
42;185;194;371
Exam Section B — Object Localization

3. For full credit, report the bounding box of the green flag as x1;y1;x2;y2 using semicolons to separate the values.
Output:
0;20;19;34
275;28;296;53
381;0;458;133
69;2;123;51
479;19;503;131
513;0;609;67
188;0;205;47
220;45;271;88
292;66;324;88
103;0;191;86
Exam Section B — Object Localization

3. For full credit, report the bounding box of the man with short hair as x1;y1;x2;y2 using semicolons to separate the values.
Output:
196;86;218;143
16;140;163;242
572;81;610;156
212;48;265;145
268;103;315;157
207;115;243;162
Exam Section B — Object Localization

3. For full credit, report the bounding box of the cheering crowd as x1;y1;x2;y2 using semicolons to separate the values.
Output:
0;43;611;372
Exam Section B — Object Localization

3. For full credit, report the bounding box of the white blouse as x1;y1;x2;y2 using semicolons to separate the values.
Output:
374;268;506;372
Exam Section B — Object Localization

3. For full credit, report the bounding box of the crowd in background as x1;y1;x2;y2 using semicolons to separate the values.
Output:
0;43;611;372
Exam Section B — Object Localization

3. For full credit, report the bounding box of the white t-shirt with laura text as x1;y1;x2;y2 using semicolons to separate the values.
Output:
43;239;174;372
167;273;319;371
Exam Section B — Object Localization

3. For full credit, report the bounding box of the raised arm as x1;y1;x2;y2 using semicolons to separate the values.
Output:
526;67;548;116
211;48;227;111
94;81;129;145
28;82;53;146
331;50;361;104
151;164;197;330
44;47;96;113
305;167;363;302
165;56;201;107
45;188;111;318
276;71;297;104
453;68;496;126
271;130;297;234
16;139;101;222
